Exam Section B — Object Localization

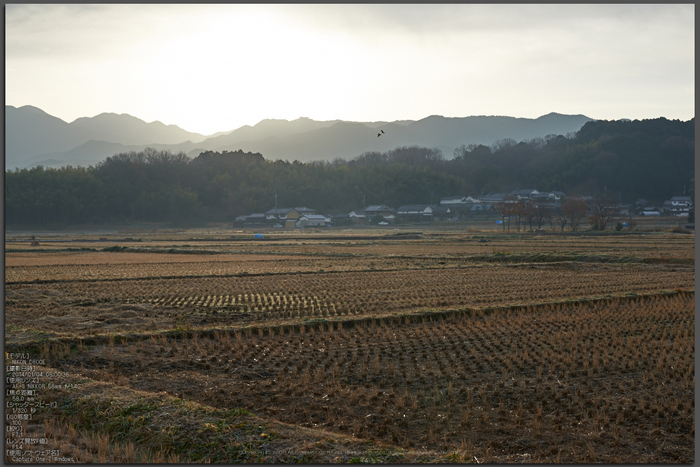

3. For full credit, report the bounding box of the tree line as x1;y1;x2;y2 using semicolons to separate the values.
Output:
491;195;618;232
5;117;693;226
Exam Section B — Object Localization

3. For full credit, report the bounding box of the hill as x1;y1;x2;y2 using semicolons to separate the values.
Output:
5;116;693;226
5;105;209;169
5;105;593;169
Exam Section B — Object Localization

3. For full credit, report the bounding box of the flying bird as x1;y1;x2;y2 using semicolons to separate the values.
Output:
377;129;385;137
381;129;385;134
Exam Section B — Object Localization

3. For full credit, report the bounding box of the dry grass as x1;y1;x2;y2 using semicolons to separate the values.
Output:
4;229;694;463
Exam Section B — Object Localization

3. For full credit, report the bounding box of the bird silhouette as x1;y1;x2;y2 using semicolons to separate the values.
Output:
377;133;381;137
381;129;385;134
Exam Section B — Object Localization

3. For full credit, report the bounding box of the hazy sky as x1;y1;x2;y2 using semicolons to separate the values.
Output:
5;4;695;135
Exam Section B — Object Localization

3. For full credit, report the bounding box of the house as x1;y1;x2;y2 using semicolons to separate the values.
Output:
440;195;480;205
265;207;315;221
482;193;508;203
440;196;478;217
233;212;267;228
430;205;452;220
329;213;351;226
363;205;397;223
471;203;493;213
363;205;396;217
533;191;565;202
550;191;566;200
440;195;467;205
397;205;433;222
265;207;295;221
296;214;330;228
245;213;266;223
348;210;369;225
294;207;317;216
661;196;692;216
511;189;540;200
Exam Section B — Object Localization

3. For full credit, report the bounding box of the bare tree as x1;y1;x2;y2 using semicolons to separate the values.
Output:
523;200;537;231
587;196;615;231
554;204;568;232
534;203;553;230
562;197;587;232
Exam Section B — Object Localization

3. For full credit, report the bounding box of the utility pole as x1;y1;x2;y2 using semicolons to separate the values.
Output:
362;193;366;209
275;193;278;210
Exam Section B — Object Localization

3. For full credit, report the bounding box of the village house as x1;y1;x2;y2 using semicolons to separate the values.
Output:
363;205;397;223
396;205;434;222
510;189;540;200
265;207;316;221
295;214;331;228
662;196;693;216
329;213;351;226
348;210;369;225
481;193;508;203
439;195;481;206
533;191;566;202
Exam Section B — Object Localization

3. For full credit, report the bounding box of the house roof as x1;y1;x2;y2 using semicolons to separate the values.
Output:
364;205;395;212
294;207;316;212
669;196;692;202
298;214;329;221
397;205;432;213
247;213;266;219
440;195;466;201
265;207;294;215
430;205;451;213
482;193;507;201
511;189;538;196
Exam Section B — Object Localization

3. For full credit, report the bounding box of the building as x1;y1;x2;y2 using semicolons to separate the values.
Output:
482;193;508;203
397;205;434;222
265;207;316;222
430;205;452;220
363;205;397;223
440;195;480;205
296;214;331;228
662;196;693;216
510;189;540;200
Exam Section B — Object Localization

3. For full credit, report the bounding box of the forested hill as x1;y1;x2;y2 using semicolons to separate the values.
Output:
5;117;694;226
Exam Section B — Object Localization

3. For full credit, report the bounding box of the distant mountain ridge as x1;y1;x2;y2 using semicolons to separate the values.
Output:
5;105;212;169
5;105;594;169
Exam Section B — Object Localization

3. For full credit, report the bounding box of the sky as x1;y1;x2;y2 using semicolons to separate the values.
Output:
5;4;695;136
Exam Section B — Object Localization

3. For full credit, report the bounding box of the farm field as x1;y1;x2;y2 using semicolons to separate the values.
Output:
4;228;695;463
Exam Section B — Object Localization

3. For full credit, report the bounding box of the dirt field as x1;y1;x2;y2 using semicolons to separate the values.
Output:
4;227;695;463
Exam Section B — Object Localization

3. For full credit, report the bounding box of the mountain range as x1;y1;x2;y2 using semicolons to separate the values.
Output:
5;105;593;170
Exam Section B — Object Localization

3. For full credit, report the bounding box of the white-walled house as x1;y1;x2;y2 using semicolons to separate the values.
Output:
662;196;693;216
295;214;330;228
397;205;434;222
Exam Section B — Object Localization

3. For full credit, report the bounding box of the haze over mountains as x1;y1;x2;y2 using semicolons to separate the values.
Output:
5;105;593;170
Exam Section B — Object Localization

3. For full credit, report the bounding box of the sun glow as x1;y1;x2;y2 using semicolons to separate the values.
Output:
5;4;694;135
